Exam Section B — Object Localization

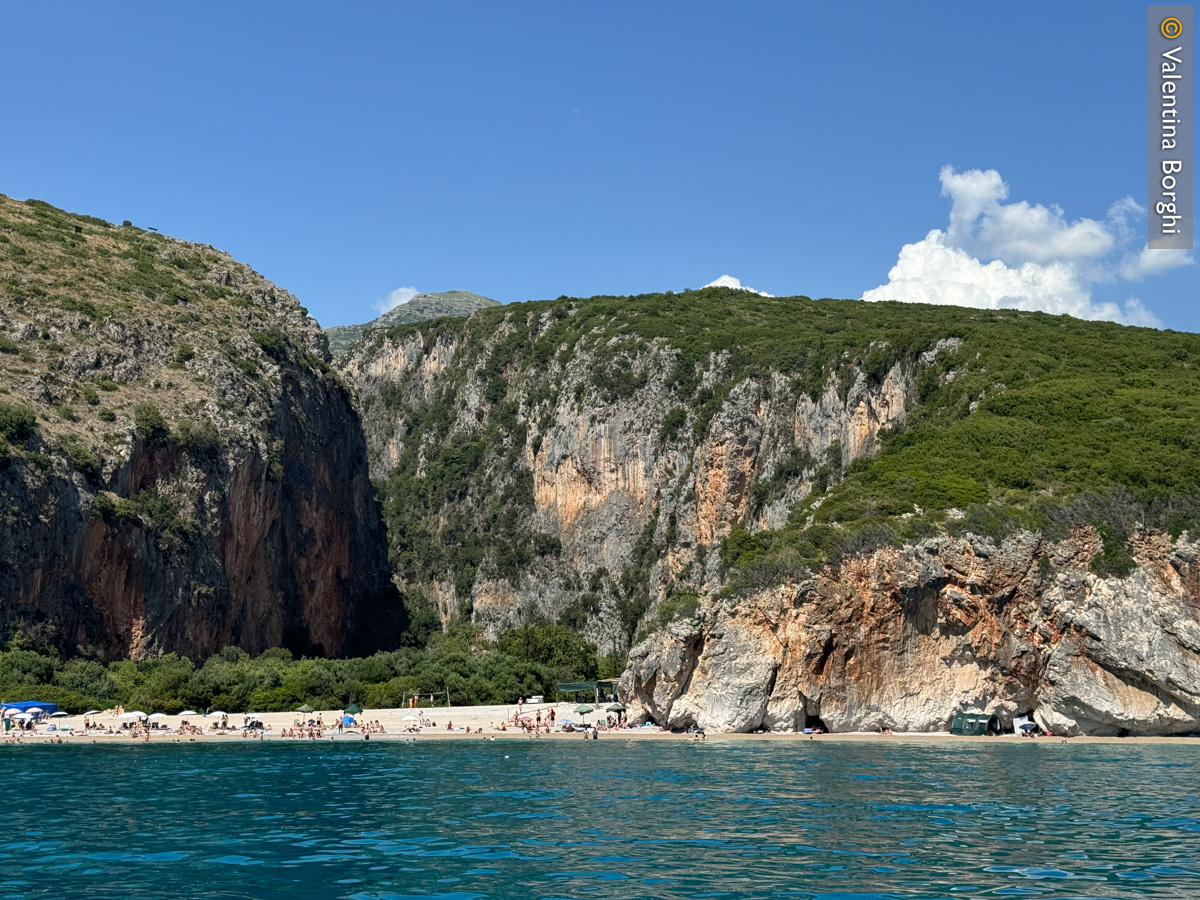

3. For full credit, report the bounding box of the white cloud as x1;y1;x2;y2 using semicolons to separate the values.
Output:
375;286;419;315
1119;246;1196;280
862;166;1193;327
704;275;774;297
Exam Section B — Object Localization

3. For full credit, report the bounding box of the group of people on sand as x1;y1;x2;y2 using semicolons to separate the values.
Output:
282;724;325;739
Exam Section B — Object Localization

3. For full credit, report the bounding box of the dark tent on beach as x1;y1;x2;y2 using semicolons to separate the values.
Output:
950;711;1001;736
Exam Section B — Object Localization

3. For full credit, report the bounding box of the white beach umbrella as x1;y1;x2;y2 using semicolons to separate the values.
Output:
24;707;44;715
83;710;102;716
50;711;70;718
148;713;167;719
208;711;227;717
178;710;198;717
401;714;419;721
2;709;20;717
120;711;148;719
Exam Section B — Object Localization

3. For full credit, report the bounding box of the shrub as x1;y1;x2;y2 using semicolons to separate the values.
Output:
59;439;102;482
0;402;36;442
174;419;223;460
1090;523;1137;578
170;343;195;368
251;330;289;362
658;406;687;443
97;408;116;422
133;402;169;447
81;386;100;406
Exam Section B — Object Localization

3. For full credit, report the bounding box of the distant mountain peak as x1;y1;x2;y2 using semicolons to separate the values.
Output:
325;290;500;357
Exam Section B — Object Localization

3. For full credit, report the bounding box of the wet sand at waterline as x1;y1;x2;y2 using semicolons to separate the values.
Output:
6;702;1198;745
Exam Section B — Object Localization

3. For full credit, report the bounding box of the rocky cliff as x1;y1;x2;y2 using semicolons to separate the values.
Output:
621;527;1200;737
342;289;1200;734
341;293;979;652
0;196;403;660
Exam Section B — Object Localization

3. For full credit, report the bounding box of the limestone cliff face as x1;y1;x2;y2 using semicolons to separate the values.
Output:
0;196;402;659
0;373;401;660
620;528;1200;736
343;303;921;652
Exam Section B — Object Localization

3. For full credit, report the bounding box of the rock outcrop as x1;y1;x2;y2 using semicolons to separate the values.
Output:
621;528;1200;736
0;196;403;660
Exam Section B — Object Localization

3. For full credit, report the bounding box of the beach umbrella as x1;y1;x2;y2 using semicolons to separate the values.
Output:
606;703;626;713
401;714;418;721
344;704;363;715
50;711;70;718
178;710;198;717
25;707;44;715
83;710;102;716
120;711;148;719
148;713;167;719
575;704;593;723
2;708;20;717
208;711;227;717
342;715;355;726
296;704;315;713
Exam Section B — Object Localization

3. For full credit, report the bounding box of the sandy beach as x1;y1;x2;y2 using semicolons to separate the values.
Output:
6;701;1200;746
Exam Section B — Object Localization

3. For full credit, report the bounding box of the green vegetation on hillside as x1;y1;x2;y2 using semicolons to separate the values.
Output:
363;288;1200;607
0;624;614;714
0;195;341;473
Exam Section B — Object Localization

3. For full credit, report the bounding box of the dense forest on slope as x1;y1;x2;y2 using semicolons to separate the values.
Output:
345;288;1200;644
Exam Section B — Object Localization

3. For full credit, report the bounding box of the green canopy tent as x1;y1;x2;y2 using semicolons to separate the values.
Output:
295;704;315;714
949;711;1001;736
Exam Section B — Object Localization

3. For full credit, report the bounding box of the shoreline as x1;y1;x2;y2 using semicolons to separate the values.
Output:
4;702;1198;746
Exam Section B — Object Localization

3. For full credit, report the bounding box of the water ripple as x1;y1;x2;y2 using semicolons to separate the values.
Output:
2;742;1200;898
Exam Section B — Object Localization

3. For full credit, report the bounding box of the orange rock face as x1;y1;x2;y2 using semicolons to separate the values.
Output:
622;528;1200;736
0;368;404;661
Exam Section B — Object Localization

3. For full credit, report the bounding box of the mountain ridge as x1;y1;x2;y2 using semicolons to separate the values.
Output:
325;290;499;357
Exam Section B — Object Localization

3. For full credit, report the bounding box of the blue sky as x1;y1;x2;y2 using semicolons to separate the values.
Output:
1;2;1196;330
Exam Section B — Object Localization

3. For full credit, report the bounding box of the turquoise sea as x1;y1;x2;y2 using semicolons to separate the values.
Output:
1;740;1197;899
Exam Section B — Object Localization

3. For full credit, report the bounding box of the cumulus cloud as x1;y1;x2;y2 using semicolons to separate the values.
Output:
375;286;419;315
1119;246;1196;280
704;275;774;297
862;166;1193;327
